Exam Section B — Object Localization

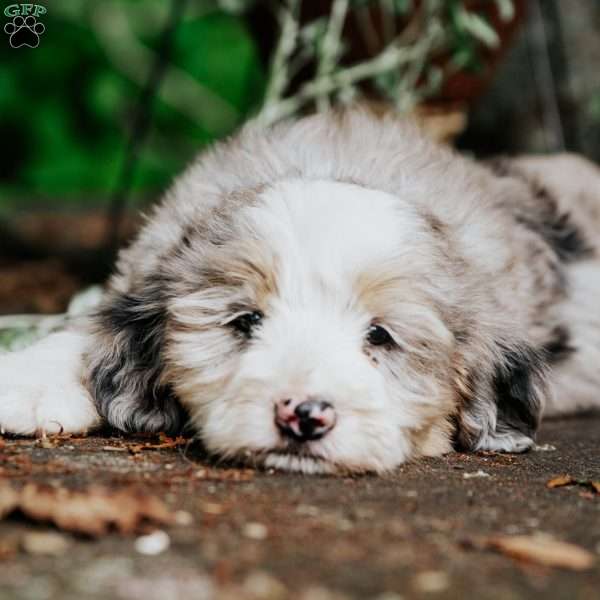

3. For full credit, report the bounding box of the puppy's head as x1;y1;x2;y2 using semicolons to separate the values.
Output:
88;111;548;474
161;179;457;473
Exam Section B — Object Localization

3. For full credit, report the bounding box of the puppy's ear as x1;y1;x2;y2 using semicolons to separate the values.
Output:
453;344;545;453
84;277;187;434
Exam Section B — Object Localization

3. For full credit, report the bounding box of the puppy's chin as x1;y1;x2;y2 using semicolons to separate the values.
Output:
261;451;338;475
226;441;383;475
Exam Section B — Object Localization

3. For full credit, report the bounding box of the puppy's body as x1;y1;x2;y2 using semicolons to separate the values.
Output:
1;110;599;473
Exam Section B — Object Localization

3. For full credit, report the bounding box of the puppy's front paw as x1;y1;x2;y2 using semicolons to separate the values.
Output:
476;430;535;454
0;331;100;436
0;383;99;436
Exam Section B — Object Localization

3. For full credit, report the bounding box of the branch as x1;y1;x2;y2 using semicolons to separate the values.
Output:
257;21;443;126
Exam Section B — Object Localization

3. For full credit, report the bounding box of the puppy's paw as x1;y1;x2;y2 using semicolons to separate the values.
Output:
0;331;100;436
476;430;535;454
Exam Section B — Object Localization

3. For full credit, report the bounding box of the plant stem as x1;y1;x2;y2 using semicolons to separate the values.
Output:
262;0;300;111
258;21;442;126
315;0;349;111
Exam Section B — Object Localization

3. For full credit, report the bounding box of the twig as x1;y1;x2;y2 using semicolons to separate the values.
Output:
257;21;443;126
262;0;300;110
315;0;349;111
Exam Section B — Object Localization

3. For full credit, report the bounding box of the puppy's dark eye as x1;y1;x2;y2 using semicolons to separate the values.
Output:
229;311;263;338
367;324;394;347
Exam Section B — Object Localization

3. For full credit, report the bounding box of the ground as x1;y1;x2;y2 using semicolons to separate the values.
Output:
0;414;598;600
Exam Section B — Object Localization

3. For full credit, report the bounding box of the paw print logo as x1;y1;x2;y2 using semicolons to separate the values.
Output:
4;15;45;48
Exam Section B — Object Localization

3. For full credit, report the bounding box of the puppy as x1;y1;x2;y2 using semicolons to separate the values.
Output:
1;109;599;474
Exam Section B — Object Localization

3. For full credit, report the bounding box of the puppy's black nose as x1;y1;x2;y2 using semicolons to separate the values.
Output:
275;398;336;442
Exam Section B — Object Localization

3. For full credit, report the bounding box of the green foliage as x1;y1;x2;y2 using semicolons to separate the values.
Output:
0;1;265;207
0;0;510;208
257;0;513;124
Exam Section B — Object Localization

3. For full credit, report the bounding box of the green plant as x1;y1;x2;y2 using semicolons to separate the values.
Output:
257;0;515;125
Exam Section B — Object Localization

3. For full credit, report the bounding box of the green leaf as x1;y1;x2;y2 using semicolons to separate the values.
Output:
495;0;515;22
456;10;500;49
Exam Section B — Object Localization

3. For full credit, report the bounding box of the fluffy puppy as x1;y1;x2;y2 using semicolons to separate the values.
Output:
1;109;599;474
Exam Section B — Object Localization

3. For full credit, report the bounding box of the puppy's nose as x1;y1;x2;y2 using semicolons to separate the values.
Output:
275;397;336;441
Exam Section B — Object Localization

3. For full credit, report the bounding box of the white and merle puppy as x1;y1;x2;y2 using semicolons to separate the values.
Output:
1;109;599;474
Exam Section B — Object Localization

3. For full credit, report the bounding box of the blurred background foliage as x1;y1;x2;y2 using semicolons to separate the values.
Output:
0;0;524;211
0;1;265;209
1;0;599;214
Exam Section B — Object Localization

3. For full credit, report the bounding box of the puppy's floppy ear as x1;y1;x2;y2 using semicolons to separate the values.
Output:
84;276;187;434
453;344;546;453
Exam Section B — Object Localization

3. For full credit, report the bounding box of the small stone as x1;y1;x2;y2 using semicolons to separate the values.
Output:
134;530;170;555
243;522;268;540
21;531;71;556
202;502;225;515
242;571;287;600
296;504;320;516
533;443;556;452
463;470;491;479
413;571;450;593
336;518;353;531
174;510;194;526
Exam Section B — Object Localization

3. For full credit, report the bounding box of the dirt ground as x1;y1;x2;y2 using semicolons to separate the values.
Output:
0;414;598;600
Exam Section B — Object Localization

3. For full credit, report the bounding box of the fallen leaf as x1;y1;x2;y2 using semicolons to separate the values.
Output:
546;474;575;488
127;434;189;454
102;446;129;452
487;534;595;571
546;475;600;494
0;481;174;536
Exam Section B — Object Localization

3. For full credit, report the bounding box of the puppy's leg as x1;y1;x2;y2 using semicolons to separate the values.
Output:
0;329;101;435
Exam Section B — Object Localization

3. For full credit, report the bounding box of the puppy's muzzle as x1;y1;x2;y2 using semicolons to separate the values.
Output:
275;397;336;442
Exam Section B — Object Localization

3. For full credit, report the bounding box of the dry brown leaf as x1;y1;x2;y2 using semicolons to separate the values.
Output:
546;475;600;494
546;474;575;489
0;484;19;518
0;481;174;536
487;535;595;571
127;434;189;454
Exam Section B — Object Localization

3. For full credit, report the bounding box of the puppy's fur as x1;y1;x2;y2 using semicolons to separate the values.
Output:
1;110;599;473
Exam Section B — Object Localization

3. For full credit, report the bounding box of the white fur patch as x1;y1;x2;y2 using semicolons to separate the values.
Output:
0;330;100;435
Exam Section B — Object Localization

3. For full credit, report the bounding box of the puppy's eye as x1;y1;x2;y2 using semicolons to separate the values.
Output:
367;324;395;347
228;311;263;338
